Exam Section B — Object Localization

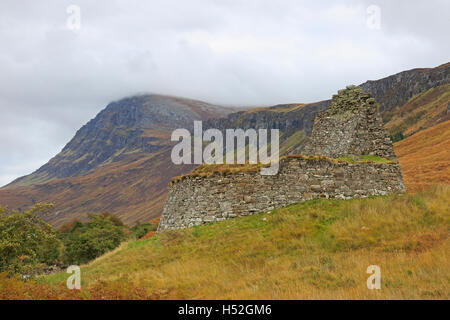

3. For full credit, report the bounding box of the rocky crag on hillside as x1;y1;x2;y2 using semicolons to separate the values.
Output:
158;87;405;231
204;62;450;156
360;62;450;119
5;95;236;188
301;86;396;159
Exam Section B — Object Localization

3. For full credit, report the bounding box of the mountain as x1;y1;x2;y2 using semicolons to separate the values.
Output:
360;62;450;118
0;62;448;226
0;95;240;226
6;94;238;188
204;100;331;154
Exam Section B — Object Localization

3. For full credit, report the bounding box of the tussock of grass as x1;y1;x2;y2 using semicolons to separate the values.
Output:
170;163;267;184
39;185;449;300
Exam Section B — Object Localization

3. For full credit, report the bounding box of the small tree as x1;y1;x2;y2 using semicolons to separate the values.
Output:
0;204;60;276
62;213;126;265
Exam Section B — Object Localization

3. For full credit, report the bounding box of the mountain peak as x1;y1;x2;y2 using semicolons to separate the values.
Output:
5;95;236;188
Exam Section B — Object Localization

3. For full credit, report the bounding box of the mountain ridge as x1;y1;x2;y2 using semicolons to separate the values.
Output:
5;94;240;188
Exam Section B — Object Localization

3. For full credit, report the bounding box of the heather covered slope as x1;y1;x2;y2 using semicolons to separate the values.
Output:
394;120;450;193
32;185;448;300
385;84;450;138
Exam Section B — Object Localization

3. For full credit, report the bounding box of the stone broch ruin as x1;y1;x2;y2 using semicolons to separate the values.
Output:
301;85;396;159
157;86;405;231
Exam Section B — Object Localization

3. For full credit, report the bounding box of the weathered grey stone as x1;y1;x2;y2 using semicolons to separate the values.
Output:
302;86;397;159
157;158;405;231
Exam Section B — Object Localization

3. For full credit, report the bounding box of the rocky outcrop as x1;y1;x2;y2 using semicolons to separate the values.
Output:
360;62;450;119
301;86;396;159
204;100;330;150
158;157;405;231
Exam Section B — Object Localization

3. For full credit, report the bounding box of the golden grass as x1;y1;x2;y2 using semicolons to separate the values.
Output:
39;185;449;300
268;104;306;113
169;162;266;184
394;120;450;193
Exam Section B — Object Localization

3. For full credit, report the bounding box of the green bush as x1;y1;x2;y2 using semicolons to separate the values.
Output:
62;213;126;265
0;204;61;276
131;221;156;239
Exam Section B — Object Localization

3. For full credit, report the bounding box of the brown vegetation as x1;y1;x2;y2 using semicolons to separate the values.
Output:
394;120;450;193
385;84;450;137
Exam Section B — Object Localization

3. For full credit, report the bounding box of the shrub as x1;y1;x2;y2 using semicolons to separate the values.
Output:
131;221;157;239
0;204;61;276
62;213;126;265
100;212;124;227
58;219;82;233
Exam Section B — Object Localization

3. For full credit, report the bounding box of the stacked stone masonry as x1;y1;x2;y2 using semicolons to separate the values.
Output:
158;157;405;231
302;85;397;159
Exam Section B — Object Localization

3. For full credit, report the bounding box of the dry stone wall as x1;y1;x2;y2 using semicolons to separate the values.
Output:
158;157;405;231
301;86;396;159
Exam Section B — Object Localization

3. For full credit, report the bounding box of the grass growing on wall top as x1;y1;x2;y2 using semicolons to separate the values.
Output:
334;155;396;164
170;154;396;184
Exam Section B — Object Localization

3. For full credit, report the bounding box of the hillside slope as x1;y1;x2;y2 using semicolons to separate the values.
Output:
394;120;450;193
0;150;194;226
31;185;448;300
386;84;450;138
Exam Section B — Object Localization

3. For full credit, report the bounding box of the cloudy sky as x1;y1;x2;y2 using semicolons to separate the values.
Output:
0;0;449;186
